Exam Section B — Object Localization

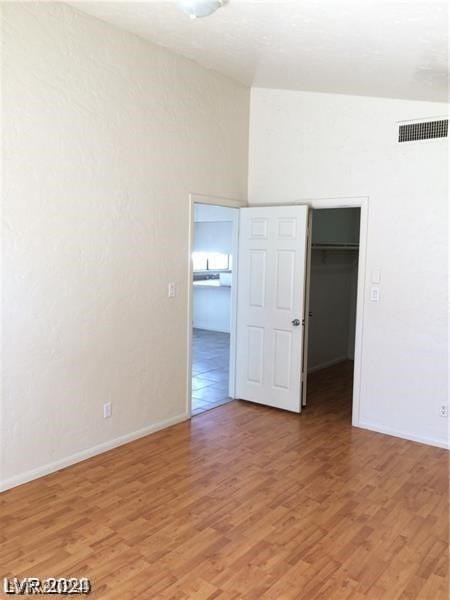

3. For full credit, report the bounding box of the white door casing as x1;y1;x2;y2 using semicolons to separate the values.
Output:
301;209;313;407
235;206;309;412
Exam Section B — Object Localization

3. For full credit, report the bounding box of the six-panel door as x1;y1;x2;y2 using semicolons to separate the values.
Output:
235;206;309;412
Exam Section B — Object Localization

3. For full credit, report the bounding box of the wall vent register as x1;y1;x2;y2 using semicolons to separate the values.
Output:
398;119;448;143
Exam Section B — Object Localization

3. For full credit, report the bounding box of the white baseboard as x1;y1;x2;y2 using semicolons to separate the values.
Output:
358;419;450;450
0;412;189;492
4;412;446;492
308;356;348;373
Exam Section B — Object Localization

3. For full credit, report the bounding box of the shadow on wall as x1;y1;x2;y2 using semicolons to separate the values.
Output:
308;208;360;372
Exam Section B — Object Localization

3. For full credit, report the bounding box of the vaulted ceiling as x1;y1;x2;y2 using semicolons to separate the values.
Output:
71;0;449;102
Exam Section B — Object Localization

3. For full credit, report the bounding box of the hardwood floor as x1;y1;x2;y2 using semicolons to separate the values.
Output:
1;362;448;599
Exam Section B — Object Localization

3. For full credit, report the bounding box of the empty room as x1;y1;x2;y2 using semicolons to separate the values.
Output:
1;1;448;599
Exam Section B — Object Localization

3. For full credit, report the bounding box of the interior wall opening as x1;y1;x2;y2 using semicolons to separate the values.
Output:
191;203;238;416
305;207;361;420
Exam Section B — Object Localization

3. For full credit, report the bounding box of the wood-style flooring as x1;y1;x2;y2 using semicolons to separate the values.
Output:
1;362;448;599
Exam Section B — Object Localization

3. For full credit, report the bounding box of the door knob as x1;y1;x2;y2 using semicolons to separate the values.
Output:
291;319;301;327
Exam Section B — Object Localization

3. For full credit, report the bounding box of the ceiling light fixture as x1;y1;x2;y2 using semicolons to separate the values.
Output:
176;0;224;20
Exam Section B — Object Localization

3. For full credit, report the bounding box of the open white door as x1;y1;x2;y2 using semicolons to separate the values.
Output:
235;206;309;413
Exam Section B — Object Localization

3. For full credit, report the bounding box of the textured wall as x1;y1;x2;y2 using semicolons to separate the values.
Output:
249;88;448;448
1;2;249;488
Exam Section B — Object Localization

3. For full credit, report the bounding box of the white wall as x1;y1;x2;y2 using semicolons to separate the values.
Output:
193;219;233;333
193;287;231;333
1;2;249;489
193;221;233;254
194;204;234;223
249;88;448;448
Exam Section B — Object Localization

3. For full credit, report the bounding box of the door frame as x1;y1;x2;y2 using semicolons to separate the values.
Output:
293;196;368;427
301;209;313;407
187;194;368;427
186;193;246;418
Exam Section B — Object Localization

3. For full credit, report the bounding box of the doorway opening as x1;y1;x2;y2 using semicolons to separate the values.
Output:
187;197;367;425
304;207;361;421
190;202;239;416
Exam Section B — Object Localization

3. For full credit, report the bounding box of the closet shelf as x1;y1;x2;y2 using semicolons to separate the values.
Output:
312;243;359;251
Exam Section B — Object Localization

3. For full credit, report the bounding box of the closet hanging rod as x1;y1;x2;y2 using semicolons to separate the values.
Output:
311;243;359;251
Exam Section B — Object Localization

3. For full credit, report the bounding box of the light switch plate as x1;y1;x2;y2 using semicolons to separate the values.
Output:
370;286;380;302
168;282;176;298
371;268;381;284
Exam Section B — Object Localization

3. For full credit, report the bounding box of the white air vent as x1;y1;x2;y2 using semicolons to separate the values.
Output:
398;119;448;143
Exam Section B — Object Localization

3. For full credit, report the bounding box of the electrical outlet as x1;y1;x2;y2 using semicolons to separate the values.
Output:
439;405;448;418
103;402;112;419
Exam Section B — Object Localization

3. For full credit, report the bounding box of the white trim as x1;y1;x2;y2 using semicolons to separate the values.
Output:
289;196;368;429
358;420;450;450
396;115;448;123
187;194;246;418
301;209;313;407
228;211;240;398
249;196;368;209
308;357;348;374
0;412;188;492
189;193;244;209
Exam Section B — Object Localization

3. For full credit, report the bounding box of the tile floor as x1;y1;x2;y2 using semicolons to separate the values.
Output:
191;328;232;415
